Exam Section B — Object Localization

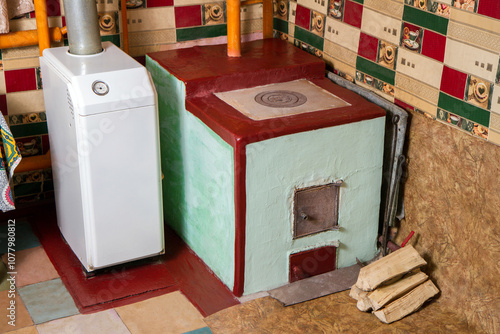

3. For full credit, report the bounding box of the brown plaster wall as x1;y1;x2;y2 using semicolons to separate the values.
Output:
395;110;500;333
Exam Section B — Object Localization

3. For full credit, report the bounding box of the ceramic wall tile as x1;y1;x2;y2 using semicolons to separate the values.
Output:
491;84;500;114
395;72;440;104
395;88;438;116
487;128;500;145
361;8;402;46
420;29;446;62
438;92;490;126
126;7;175;32
176;25;227;42
295;5;311;30
5;91;45;115
440;65;468;99
175;5;202;28
242;3;263;20
97;0;119;12
298;0;328;16
0;71;5;95
447;21;500;54
2;58;40;71
444;39;499;83
450;6;500;32
489;112;500;132
129;29;176;47
147;0;174;7
364;0;404;19
396;48;443;88
324;17;359;52
343;0;363;28
241;18;263;34
476;0;500;20
0;95;6;114
4;68;37;93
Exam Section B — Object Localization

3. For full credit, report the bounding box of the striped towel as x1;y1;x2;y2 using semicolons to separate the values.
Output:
0;113;21;212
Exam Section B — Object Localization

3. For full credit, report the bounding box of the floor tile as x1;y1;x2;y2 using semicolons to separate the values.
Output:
18;279;79;324
36;309;130;334
0;289;34;333
0;221;41;253
2;246;59;288
115;291;206;334
4;326;39;334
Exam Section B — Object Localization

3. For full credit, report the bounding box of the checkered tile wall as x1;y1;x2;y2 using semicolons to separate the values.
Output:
0;0;499;203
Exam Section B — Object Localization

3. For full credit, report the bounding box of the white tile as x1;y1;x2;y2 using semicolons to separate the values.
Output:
96;0;119;12
324;17;360;53
491;84;500;115
361;8;401;46
297;0;328;16
241;3;263;20
397;48;444;89
444;39;499;83
6;91;45;115
0;71;5;95
289;1;297;24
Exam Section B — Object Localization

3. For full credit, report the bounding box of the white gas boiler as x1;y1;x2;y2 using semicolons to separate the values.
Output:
40;42;164;272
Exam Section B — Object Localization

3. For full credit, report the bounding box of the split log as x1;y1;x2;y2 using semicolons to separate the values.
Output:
368;270;428;311
356;292;372;312
349;284;363;301
372;280;439;324
355;245;427;291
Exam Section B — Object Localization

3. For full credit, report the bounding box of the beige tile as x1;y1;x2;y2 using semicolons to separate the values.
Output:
324;17;360;53
96;0;119;12
128;30;176;47
447;21;500;54
288;1;297;24
115;291;206;334
5;91;45;115
490;84;500;115
241;19;263;35
36;309;129;334
9;17;61;32
5;326;38;334
395;73;440;105
396;48;444;89
395;88;438;117
0;290;34;333
297;0;328;16
2;46;39;61
490;112;500;133
125;8;175;33
241;3;263;20
2;58;40;71
0;71;5;95
450;6;500;34
363;0;403;19
444;39;499;83
487;129;500;146
361;8;401;45
323;40;357;67
1;247;59;288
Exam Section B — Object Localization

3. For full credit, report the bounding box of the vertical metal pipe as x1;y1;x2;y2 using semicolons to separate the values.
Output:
63;0;102;55
227;0;241;57
33;0;50;56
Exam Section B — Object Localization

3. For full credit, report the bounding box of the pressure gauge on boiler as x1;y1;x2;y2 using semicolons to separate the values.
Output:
92;80;109;96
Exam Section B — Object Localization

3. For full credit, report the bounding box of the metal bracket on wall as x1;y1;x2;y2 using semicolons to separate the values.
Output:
326;71;409;256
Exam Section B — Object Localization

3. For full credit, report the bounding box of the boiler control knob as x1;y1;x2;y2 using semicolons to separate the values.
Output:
92;81;109;96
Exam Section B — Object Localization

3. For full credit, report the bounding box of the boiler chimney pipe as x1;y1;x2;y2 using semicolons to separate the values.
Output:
63;0;102;55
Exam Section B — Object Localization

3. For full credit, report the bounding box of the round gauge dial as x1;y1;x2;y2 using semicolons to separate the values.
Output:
92;81;109;96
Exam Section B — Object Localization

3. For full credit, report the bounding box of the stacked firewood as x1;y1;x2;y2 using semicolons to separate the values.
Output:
350;245;439;324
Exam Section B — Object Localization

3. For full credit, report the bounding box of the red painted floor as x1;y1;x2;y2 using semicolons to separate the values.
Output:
26;203;239;316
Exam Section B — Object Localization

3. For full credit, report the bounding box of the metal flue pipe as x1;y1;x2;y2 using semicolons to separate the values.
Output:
63;0;102;55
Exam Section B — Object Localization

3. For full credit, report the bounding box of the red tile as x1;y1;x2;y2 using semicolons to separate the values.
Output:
358;32;379;62
0;95;7;115
395;98;414;111
42;134;50;154
46;0;61;16
421;30;446;62
343;0;363;28
147;0;173;7
295;5;311;31
175;5;202;28
440;66;467;100
477;0;500;20
4;68;37;93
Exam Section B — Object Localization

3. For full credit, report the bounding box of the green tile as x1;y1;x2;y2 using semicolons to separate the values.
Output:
18;278;79;324
0;49;2;60
274;18;288;34
403;5;448;35
101;34;121;47
10;122;48;138
350;0;363;3
356;56;395;86
177;25;227;42
294;27;323;51
438;92;490;127
42;180;54;192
